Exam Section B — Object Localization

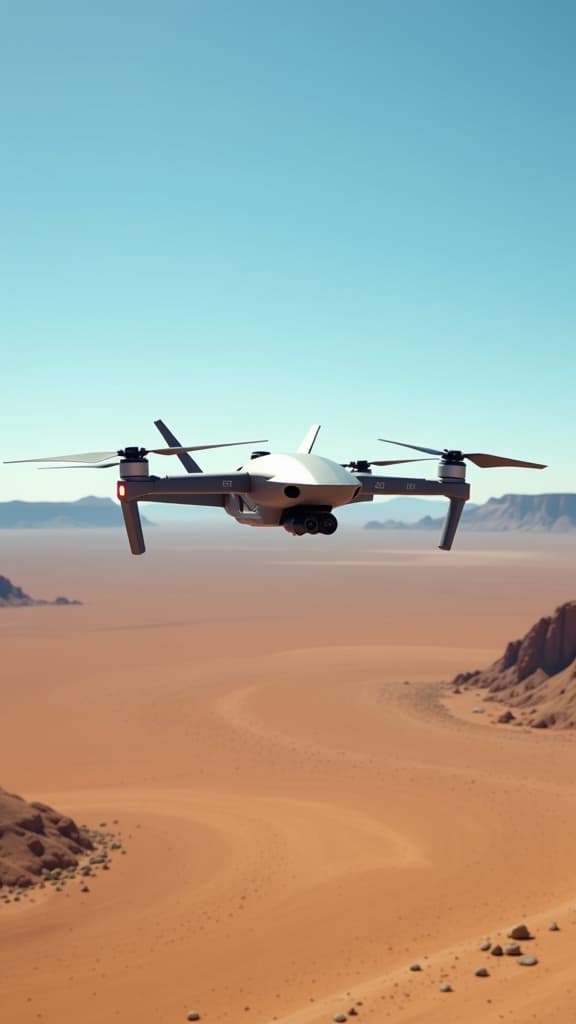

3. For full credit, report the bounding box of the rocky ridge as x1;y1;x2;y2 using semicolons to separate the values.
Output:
451;601;576;728
0;574;81;607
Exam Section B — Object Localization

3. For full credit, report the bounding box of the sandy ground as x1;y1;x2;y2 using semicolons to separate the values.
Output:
1;524;576;1023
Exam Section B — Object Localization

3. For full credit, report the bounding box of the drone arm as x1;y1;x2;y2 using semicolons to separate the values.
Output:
354;473;470;551
354;474;470;500
140;494;226;507
123;472;252;501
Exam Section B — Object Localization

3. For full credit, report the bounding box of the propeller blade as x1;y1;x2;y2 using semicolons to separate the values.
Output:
150;439;268;456
38;462;121;470
5;439;269;466
369;457;436;467
378;438;444;456
463;453;547;469
4;451;118;464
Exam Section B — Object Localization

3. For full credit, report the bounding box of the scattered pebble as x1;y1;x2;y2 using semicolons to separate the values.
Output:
549;922;560;931
507;924;532;940
504;943;522;957
409;963;422;972
480;941;492;951
186;1014;201;1022
475;967;489;977
518;956;539;967
333;1016;347;1023
440;983;452;992
490;944;503;957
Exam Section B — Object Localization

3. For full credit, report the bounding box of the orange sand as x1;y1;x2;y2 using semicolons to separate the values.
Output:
1;526;576;1023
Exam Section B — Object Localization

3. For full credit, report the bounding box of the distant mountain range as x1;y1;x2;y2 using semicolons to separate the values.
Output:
2;493;574;532
366;494;576;533
0;497;152;529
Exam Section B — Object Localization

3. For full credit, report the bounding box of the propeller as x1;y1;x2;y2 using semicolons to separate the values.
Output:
4;439;268;466
342;458;431;472
378;438;546;470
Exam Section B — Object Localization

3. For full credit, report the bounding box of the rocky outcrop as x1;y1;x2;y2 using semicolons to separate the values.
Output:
0;788;92;887
0;575;81;607
451;602;576;729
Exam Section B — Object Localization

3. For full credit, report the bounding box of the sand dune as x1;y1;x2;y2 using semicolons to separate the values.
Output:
2;528;576;1022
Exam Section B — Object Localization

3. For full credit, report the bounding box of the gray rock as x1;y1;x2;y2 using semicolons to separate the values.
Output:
518;956;538;966
475;967;489;977
480;941;491;951
507;924;532;940
504;943;522;956
440;983;452;992
333;1016;347;1023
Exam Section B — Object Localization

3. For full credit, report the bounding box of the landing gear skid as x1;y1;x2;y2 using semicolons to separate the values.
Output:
283;511;338;536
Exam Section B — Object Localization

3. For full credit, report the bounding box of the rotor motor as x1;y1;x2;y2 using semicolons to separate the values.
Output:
119;456;151;479
437;455;467;483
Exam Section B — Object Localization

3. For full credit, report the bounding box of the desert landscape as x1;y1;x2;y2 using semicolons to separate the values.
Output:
2;523;576;1023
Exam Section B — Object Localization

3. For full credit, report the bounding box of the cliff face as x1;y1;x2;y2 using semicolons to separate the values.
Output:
452;601;576;729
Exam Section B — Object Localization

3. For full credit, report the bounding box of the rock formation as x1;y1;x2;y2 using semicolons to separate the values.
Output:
0;788;93;887
0;575;81;607
451;601;576;728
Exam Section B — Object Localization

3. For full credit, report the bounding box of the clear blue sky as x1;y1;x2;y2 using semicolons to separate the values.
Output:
2;0;574;503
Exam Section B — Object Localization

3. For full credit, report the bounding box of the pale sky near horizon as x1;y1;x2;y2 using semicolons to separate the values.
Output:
2;1;574;504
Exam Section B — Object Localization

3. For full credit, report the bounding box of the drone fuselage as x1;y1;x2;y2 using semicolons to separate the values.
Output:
224;452;361;527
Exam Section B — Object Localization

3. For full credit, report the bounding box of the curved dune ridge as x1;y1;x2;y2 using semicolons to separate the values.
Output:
2;530;576;1023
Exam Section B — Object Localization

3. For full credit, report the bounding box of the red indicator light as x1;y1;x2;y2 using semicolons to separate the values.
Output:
117;482;127;499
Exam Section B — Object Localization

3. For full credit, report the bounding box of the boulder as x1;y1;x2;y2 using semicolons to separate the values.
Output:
507;924;532;940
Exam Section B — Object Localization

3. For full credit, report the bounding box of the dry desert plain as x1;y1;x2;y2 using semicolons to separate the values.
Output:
2;520;576;1024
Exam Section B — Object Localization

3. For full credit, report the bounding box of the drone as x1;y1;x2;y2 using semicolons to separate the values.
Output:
5;421;546;555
